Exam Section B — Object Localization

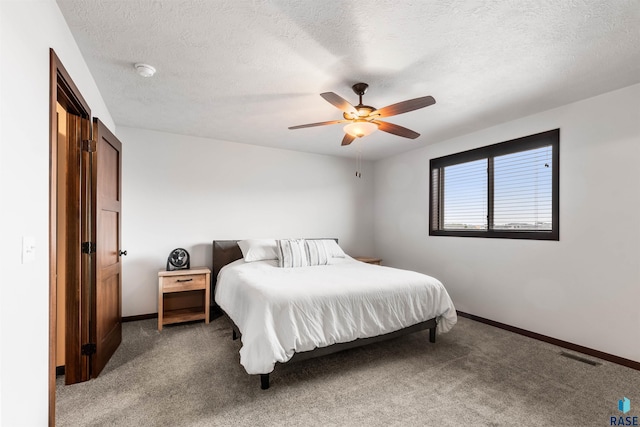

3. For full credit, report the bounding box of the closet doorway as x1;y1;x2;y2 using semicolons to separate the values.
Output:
49;49;123;424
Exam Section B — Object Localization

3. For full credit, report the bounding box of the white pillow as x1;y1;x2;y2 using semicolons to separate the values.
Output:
305;239;329;266
277;239;308;268
319;239;346;258
237;239;278;262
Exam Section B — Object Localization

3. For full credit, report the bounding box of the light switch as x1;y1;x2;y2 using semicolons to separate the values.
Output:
22;236;36;264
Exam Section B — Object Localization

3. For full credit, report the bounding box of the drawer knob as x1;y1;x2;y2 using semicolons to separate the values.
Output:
176;278;193;283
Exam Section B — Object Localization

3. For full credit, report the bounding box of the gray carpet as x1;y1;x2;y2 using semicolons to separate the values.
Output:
56;316;639;426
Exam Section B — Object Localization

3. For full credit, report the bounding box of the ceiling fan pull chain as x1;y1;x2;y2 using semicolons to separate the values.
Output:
355;142;363;179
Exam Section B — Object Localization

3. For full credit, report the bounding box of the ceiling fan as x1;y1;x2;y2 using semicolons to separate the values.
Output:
289;83;435;146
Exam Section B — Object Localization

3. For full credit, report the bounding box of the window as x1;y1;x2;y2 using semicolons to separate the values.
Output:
430;129;559;240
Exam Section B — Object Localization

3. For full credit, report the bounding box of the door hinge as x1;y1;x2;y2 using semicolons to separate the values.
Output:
81;343;96;356
82;139;97;152
81;241;96;254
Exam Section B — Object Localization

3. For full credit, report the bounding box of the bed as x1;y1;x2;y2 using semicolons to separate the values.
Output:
212;239;457;389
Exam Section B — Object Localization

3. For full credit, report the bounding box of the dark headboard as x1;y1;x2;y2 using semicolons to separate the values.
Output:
212;240;244;283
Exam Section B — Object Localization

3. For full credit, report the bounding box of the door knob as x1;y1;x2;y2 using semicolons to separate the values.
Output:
119;250;127;256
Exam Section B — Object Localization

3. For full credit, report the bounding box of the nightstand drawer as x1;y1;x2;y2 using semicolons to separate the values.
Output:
162;274;206;292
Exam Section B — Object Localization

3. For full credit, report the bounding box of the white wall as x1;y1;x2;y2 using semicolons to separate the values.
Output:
0;1;114;425
118;127;374;317
374;83;640;363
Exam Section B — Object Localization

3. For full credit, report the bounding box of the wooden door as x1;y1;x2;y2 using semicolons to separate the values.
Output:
62;110;92;385
90;118;123;377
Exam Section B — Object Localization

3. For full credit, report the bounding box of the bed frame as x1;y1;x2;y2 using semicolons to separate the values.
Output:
211;239;438;390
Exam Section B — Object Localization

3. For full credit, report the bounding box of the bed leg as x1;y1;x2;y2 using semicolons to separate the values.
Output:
429;327;436;343
260;374;270;390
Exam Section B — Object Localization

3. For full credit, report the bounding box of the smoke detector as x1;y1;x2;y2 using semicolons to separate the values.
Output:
134;63;156;77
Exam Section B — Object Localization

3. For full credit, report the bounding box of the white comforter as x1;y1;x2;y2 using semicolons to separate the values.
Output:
215;257;457;374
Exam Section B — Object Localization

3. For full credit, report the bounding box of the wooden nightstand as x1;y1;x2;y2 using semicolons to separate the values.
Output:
158;267;210;331
355;257;382;265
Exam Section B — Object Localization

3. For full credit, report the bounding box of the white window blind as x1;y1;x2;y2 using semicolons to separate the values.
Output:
493;146;553;230
443;159;487;230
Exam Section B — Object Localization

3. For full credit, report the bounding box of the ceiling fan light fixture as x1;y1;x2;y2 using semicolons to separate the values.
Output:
357;108;370;117
344;121;378;138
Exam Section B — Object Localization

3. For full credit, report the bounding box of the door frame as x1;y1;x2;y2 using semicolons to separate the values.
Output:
49;48;92;425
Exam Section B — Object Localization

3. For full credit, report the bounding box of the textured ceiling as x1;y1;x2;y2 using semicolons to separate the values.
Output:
57;0;640;160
